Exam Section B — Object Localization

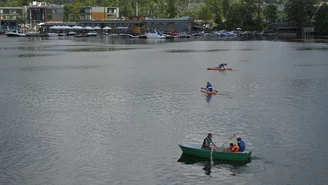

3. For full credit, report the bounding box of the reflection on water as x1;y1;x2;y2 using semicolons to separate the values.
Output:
0;45;146;53
166;49;229;53
43;47;139;52
295;47;328;51
177;154;251;166
202;162;212;176
178;154;252;177
18;65;102;71
165;48;256;53
206;94;212;103
18;54;58;57
177;154;213;176
293;64;328;67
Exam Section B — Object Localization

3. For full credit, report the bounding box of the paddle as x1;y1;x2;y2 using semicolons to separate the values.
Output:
200;87;218;93
210;146;214;165
217;134;236;151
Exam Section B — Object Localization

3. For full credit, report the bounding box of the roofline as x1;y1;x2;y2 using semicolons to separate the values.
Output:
0;7;23;9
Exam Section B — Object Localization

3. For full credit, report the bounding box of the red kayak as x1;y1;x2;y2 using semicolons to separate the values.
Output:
207;67;232;71
200;89;217;95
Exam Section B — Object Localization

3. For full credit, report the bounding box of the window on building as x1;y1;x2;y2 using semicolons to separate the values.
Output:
0;9;3;14
108;8;117;13
85;8;91;13
31;8;44;21
3;9;10;14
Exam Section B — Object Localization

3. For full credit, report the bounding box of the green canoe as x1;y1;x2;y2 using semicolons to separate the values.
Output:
179;144;252;162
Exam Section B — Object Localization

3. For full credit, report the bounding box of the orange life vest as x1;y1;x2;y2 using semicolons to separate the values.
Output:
231;145;239;153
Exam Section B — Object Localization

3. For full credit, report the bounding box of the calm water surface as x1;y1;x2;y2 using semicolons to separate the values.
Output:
0;36;328;185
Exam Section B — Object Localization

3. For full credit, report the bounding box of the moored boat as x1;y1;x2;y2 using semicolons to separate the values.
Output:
145;29;166;39
179;144;252;162
207;67;232;71
120;33;139;38
67;31;77;36
74;33;88;37
58;32;67;36
87;31;98;37
5;30;26;37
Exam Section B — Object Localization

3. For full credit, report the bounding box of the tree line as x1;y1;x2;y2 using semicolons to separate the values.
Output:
1;0;328;34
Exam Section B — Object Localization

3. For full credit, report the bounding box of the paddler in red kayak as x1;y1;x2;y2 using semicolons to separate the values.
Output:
217;63;227;70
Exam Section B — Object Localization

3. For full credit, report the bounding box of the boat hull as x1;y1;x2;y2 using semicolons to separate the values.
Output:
179;144;252;161
5;33;26;37
145;33;166;39
200;89;217;95
207;68;232;70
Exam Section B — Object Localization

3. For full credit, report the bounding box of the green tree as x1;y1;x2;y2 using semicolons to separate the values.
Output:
63;4;72;23
206;0;223;25
284;0;319;28
72;1;83;20
240;0;257;25
180;7;198;20
222;0;231;19
119;0;134;16
197;3;213;20
263;4;278;23
84;0;96;6
314;3;328;34
277;9;287;21
264;0;277;3
176;0;189;17
225;1;246;29
5;0;22;6
166;0;178;18
255;0;264;19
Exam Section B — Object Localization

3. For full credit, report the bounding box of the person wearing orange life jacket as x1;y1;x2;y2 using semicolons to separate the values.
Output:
231;143;239;153
225;143;239;153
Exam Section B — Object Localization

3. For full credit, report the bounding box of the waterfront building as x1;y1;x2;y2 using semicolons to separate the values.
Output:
80;7;119;20
27;2;64;27
77;16;202;34
0;7;25;30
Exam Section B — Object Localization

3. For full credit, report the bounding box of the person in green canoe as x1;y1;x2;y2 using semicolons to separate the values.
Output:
201;133;218;151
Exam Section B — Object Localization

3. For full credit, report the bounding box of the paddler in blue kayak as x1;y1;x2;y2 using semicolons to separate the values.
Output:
217;63;227;70
205;81;213;92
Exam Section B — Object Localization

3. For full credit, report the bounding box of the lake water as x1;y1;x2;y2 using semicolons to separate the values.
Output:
0;36;328;185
